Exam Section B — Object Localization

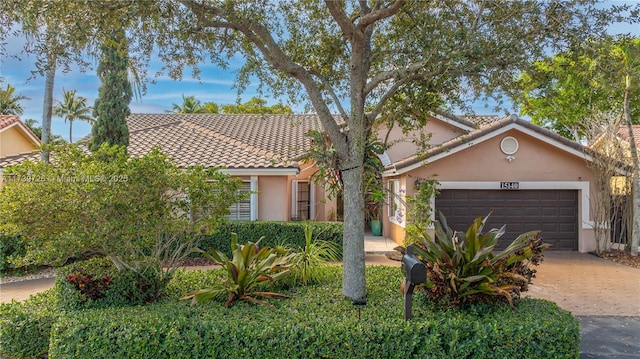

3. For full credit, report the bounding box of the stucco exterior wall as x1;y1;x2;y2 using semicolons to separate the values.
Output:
385;129;599;253
312;184;337;221
0;125;38;157
258;176;288;221
379;118;465;163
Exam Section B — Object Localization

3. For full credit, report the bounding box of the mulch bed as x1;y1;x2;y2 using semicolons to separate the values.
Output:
598;251;640;269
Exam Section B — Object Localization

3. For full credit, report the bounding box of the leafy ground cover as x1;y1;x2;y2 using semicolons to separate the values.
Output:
1;266;579;359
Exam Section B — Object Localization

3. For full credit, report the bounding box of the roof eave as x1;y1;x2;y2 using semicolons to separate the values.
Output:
220;167;300;176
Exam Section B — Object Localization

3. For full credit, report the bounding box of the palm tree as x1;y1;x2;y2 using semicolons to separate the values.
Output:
0;83;29;115
53;89;93;142
169;94;206;113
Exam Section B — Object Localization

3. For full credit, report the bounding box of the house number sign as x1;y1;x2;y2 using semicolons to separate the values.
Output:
500;182;519;190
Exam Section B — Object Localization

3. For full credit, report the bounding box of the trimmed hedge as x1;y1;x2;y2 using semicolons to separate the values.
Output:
199;221;344;258
44;266;579;359
0;290;58;359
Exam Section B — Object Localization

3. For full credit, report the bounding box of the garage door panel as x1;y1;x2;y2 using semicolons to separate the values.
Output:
436;190;578;251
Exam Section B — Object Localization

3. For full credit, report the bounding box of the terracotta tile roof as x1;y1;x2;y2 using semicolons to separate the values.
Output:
0;152;39;167
2;113;333;169
0;115;21;130
125;114;325;169
462;115;505;128
614;125;640;147
432;111;508;129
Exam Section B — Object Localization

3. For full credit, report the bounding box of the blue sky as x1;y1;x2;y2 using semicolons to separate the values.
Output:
1;4;639;143
1;33;275;142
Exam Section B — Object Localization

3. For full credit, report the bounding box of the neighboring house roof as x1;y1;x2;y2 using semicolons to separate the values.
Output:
430;111;476;131
613;125;640;147
590;124;640;149
384;114;595;176
0;152;34;167
0;115;41;145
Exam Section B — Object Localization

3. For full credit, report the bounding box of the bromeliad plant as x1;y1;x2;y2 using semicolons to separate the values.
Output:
181;233;294;307
412;212;549;307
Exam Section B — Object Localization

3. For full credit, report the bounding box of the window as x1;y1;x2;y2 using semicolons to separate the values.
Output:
227;181;252;221
388;179;405;226
292;180;315;221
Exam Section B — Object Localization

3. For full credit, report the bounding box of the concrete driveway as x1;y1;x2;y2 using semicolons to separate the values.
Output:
523;252;640;359
524;251;640;316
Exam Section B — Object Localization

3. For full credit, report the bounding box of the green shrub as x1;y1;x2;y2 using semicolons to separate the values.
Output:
413;212;550;307
0;290;58;359
56;257;170;310
0;144;244;274
0;235;25;273
199;221;343;258
47;267;578;359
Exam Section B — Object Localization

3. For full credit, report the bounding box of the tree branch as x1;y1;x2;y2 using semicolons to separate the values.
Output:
179;0;348;156
367;65;447;122
358;0;405;29
309;69;350;120
364;57;450;96
326;0;357;41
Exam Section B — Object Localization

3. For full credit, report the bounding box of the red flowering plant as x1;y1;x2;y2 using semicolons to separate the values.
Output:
65;269;112;300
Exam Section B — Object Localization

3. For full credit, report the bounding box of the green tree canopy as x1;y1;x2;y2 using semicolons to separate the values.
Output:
22;118;66;144
90;29;132;151
0;83;29;116
1;0;635;299
170;94;207;113
202;101;219;114
221;97;292;114
0;144;245;272
513;36;640;141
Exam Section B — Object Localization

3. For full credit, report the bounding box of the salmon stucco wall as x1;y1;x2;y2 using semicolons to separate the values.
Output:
379;117;465;163
258;176;288;221
0;125;39;158
312;183;337;221
385;129;599;253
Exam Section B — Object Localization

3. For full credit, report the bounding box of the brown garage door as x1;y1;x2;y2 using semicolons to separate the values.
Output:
435;189;578;251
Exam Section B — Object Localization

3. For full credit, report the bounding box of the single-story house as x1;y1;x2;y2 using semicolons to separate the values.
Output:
380;113;603;253
1;112;620;253
122;114;338;222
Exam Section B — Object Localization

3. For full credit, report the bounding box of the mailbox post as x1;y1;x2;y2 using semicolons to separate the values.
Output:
401;245;427;320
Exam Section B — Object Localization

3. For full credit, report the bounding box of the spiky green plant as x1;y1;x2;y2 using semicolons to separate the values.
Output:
181;233;294;307
289;222;340;285
413;212;549;307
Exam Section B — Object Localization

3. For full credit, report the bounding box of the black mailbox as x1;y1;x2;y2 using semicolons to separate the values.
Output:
401;251;426;284
401;245;427;320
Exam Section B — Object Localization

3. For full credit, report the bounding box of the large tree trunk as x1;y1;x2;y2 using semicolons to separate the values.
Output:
341;160;366;300
624;75;640;256
40;57;55;163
